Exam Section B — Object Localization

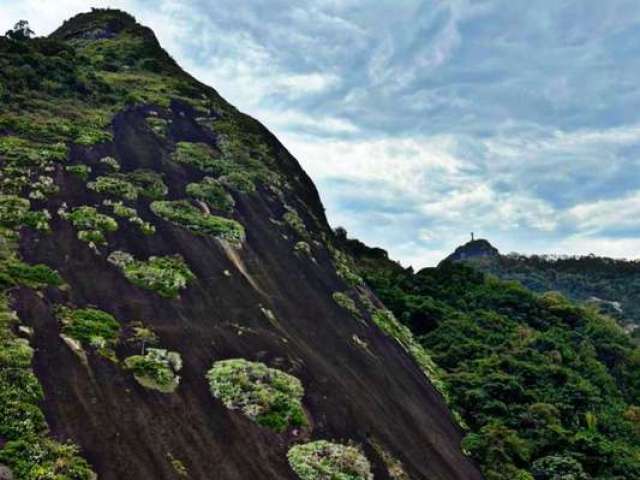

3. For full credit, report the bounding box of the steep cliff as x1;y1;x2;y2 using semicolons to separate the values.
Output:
0;10;481;480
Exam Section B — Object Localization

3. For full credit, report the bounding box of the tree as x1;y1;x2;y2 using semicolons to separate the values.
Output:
5;20;34;41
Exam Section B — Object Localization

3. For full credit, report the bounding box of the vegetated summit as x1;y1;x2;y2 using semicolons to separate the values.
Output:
0;9;481;480
447;238;640;336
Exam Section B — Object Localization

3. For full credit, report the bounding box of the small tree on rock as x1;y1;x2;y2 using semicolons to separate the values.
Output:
6;20;35;41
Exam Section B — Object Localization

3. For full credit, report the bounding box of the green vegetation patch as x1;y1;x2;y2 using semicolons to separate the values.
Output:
146;116;169;138
332;292;361;319
348;241;640;479
283;208;307;238
124;348;182;393
0;437;95;480
65;164;92;180
56;306;120;355
0;195;50;232
172;139;275;193
108;251;194;298
104;200;156;236
287;440;373;480
219;171;256;194
126;169;168;199
0;261;63;289
89;169;167;201
172;142;220;172
151;200;245;244
206;358;306;432
99;156;120;171
59;205;118;246
294;241;312;257
186;177;235;212
88;174;139;200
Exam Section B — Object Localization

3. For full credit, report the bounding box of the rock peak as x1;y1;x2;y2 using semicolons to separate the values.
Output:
50;8;139;42
443;238;500;263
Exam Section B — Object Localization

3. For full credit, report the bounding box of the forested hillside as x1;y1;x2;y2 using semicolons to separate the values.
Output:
339;232;640;480
445;240;640;337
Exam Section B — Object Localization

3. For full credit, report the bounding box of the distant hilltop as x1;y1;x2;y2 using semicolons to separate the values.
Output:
442;238;499;263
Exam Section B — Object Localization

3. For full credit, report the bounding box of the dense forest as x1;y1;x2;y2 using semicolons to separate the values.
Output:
450;241;640;336
338;231;640;480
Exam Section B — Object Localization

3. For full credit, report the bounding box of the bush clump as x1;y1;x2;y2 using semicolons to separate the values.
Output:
55;306;120;354
89;170;168;201
127;169;168;199
220;171;256;194
107;251;194;298
88;174;139;200
65;164;92;180
172;142;220;172
60;205;118;246
146;116;169;138
287;440;373;480
206;358;306;432
186;177;235;212
283;208;307;238
531;455;588;480
0;438;96;480
150;200;245;244
1;261;63;289
103;200;156;236
124;348;182;393
0;195;50;231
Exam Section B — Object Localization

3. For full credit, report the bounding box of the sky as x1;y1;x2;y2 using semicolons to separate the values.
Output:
2;0;640;267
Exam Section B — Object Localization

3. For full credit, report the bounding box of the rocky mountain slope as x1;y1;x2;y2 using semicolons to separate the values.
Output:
446;239;640;334
0;9;481;480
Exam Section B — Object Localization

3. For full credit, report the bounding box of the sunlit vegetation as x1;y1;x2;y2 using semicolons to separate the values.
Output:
65;164;92;180
151;200;245;244
103;200;155;236
108;250;194;298
59;205;118;246
0;195;50;232
206;358;306;432
287;441;373;480
55;306;120;358
124;348;182;393
186;177;235;212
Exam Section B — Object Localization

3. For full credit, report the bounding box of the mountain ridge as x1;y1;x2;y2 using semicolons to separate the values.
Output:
0;9;480;480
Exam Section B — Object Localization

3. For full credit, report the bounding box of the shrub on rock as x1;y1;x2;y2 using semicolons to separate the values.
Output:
206;358;306;432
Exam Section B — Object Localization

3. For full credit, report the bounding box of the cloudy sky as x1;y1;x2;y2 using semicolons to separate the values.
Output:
2;1;640;267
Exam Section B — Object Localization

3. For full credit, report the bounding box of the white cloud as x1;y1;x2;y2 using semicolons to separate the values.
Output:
3;1;640;268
